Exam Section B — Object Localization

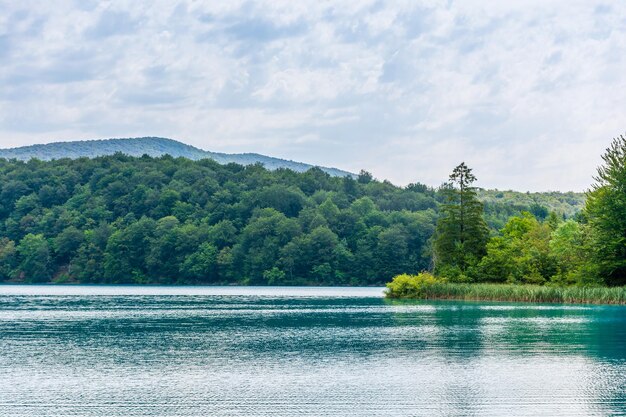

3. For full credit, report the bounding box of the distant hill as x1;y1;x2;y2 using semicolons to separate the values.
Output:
0;137;354;177
0;137;587;225
477;188;586;230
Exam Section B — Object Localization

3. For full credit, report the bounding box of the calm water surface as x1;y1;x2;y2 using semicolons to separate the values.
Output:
0;285;625;416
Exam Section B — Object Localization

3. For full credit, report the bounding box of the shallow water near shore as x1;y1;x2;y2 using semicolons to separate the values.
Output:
1;285;625;416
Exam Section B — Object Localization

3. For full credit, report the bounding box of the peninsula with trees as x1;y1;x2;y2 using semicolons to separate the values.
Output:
386;134;626;304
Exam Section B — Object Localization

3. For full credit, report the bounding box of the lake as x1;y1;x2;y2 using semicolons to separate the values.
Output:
1;285;625;416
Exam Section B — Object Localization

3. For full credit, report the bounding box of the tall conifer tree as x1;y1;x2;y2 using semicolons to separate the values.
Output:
434;162;489;274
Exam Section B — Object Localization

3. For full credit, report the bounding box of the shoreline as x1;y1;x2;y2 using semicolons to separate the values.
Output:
385;281;626;305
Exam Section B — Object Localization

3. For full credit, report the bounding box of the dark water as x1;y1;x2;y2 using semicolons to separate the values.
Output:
0;286;625;417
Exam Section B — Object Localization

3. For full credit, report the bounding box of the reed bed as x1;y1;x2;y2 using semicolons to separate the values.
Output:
385;274;626;305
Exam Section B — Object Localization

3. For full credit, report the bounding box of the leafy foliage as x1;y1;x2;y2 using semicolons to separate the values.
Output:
585;134;626;286
385;272;443;298
477;189;584;230
389;134;626;292
475;213;556;284
0;154;436;284
0;144;596;287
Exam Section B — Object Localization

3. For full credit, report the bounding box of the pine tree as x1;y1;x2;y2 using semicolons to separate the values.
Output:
434;162;489;275
585;134;626;286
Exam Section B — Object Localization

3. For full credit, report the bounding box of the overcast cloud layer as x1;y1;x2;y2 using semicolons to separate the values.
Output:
1;1;625;191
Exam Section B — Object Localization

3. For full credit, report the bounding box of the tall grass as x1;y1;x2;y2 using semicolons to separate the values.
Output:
385;274;626;304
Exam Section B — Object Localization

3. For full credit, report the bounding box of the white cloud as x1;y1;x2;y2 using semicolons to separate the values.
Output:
0;0;625;191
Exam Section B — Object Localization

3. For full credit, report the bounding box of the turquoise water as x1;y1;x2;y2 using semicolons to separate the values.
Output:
0;285;625;416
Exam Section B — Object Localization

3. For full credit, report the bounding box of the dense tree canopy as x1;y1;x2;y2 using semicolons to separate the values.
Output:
0;153;589;286
427;134;626;288
0;154;439;285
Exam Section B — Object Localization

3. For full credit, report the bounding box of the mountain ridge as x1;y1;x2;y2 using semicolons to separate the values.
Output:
0;137;354;178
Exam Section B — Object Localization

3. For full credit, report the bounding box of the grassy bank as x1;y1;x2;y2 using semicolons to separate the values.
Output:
385;273;626;304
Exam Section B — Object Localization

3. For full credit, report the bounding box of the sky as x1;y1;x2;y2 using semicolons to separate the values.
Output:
0;1;625;191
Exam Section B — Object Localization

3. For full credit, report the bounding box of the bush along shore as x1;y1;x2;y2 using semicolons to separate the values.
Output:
385;273;626;305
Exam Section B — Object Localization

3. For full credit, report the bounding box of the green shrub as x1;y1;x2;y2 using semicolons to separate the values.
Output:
385;272;444;298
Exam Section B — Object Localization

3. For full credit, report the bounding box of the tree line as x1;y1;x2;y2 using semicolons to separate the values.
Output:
0;154;441;285
433;134;626;287
0;151;590;286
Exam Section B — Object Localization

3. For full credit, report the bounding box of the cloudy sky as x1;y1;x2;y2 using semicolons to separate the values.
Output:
1;1;624;191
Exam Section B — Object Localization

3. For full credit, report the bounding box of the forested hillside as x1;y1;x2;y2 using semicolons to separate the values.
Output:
0;137;353;177
477;189;585;230
0;155;438;285
0;154;585;285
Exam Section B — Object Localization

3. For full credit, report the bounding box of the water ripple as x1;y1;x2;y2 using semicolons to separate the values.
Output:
0;286;624;417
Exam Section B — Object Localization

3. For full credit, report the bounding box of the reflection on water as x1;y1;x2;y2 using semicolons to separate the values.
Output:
0;285;625;416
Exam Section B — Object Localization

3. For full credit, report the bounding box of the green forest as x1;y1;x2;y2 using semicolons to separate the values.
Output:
387;134;626;303
0;152;582;286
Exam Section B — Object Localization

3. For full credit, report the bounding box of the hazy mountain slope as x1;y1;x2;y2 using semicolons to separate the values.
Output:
0;137;354;177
